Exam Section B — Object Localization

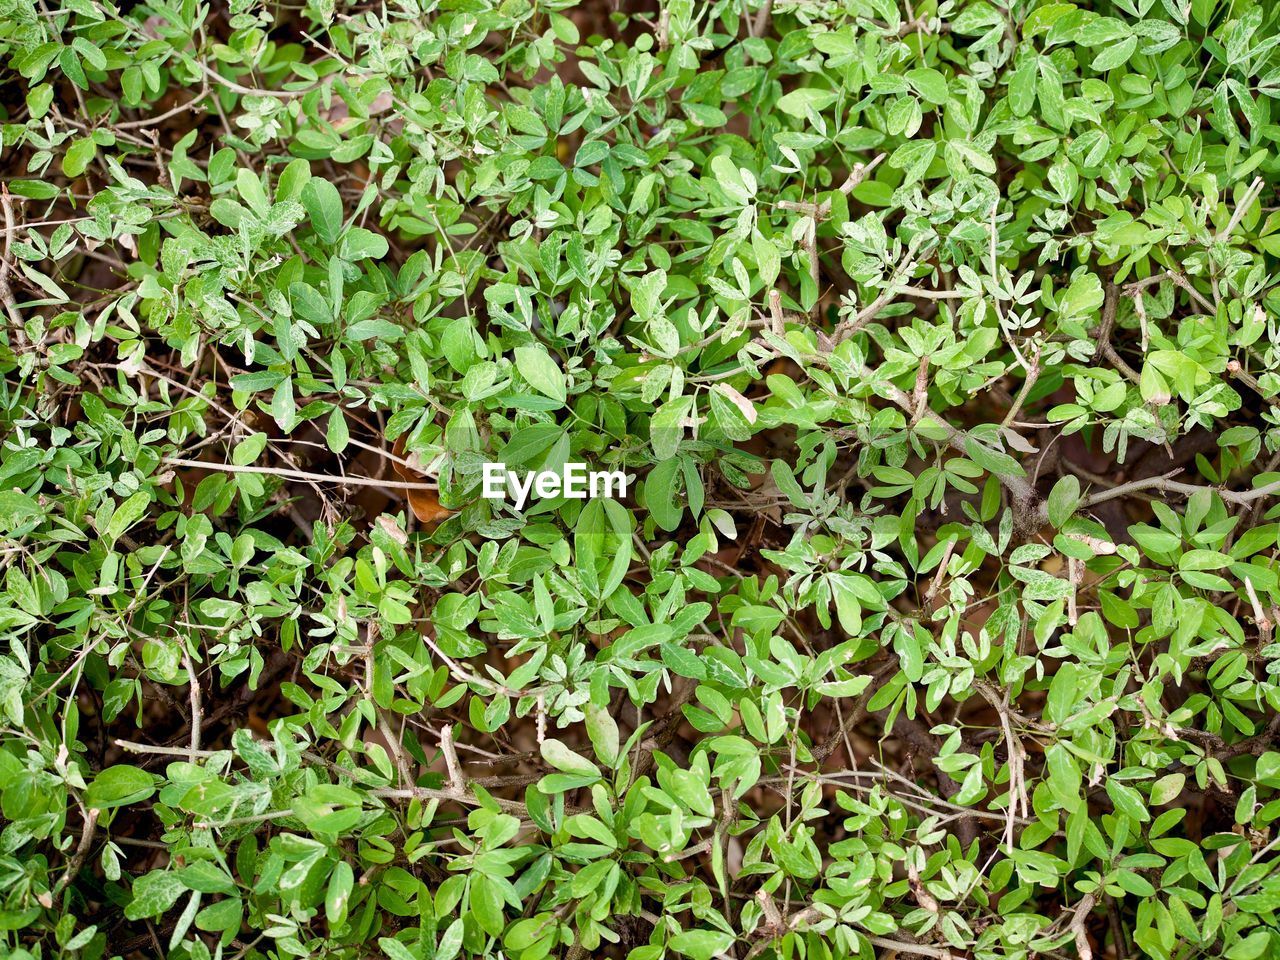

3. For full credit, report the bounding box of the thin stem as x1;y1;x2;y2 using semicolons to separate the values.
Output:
161;456;439;491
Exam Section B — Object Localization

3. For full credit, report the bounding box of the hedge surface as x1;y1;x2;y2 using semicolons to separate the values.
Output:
2;0;1280;958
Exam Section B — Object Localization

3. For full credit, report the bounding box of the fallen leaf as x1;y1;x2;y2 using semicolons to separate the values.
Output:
392;436;452;525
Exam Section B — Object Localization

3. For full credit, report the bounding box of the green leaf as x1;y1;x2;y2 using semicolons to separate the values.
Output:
829;573;864;636
437;918;464;960
8;179;59;200
85;765;156;810
62;138;97;178
1045;663;1078;725
236;168;270;217
776;88;837;118
670;929;734;960
644;458;683;532
1008;56;1038;116
1255;752;1280;787
325;861;354;924
650;396;692;460
126;871;184;920
770;459;808;508
753;230;780;287
469;874;506;937
0;491;42;533
1151;773;1186;804
515;346;566;404
232;432;269;466
195;897;243;934
964;437;1026;478
326;407;350;453
584;703;620;767
630;268;668;321
102;491;150;546
302;178;344;245
1106;778;1150;822
889;139;936;186
1047;475;1080;528
340;227;389;261
1045;743;1083;813
540;739;600;779
1092;35;1137;71
907;67;949;105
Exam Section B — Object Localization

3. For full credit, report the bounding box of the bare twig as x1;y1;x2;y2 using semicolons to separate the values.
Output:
834;256;918;344
440;724;464;796
911;354;931;424
115;87;209;129
767;288;784;336
974;683;1029;850
858;362;1041;524
1226;359;1272;400
181;648;203;760
1001;341;1042;428
1244;577;1273;646
1132;290;1149;352
778;155;885;221
1067;556;1081;626
1217;177;1265;242
51;805;99;898
899;285;967;300
193;61;326;99
0;186;26;349
1066;894;1097;960
1092;279;1121;362
162;456;439;490
1106;895;1129;960
750;0;773;37
115;739;220;757
1052;469;1280;520
1123;270;1214;314
1101;342;1142;385
1092;281;1145;386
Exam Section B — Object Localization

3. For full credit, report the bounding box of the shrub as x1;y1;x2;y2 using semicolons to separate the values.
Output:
2;0;1280;958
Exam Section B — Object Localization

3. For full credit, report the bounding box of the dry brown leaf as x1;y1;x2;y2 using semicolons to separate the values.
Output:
392;436;452;524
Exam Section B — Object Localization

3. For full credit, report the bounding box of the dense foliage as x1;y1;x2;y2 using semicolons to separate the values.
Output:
2;0;1280;957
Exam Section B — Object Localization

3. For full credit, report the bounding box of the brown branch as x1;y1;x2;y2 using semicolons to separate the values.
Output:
858;363;1042;525
1063;470;1280;516
834;256;918;344
778;155;885;222
749;891;957;960
1092;280;1121;363
1217;176;1265;243
0;186;26;351
1106;895;1129;960
440;724;464;795
51;805;99;898
750;0;773;37
1067;894;1097;960
162;456;440;491
181;648;203;760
